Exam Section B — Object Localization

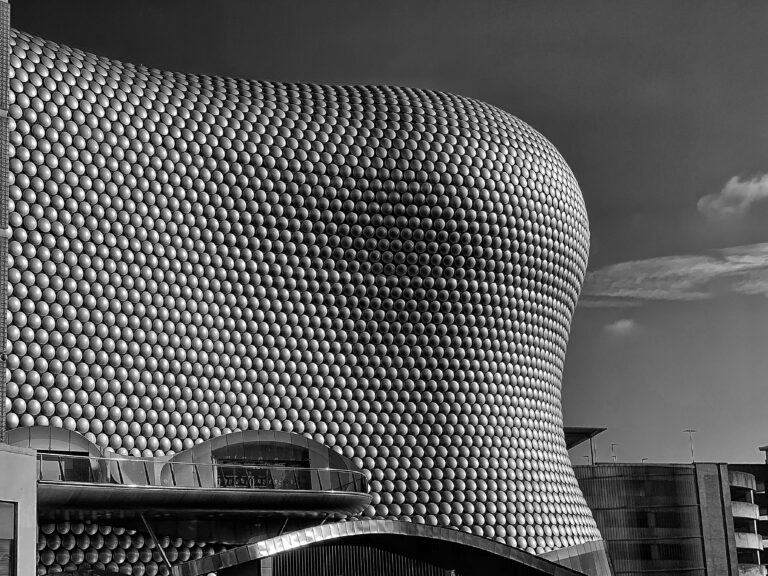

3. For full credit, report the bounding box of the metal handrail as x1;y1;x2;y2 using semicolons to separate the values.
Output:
36;452;369;494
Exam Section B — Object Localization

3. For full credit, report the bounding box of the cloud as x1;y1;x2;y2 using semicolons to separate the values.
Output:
581;242;768;307
698;174;768;219
730;266;768;297
578;298;642;309
603;319;636;336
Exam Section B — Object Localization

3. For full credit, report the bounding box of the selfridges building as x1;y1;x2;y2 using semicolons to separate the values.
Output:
4;27;609;576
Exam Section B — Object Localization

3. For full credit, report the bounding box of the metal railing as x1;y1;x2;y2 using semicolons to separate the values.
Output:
36;452;368;494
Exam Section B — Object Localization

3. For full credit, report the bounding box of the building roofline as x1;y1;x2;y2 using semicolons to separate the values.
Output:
563;427;607;450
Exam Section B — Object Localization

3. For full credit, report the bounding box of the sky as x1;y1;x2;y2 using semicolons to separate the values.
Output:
12;1;768;463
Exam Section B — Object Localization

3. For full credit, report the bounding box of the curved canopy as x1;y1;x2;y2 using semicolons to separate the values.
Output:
7;426;103;458
172;519;586;576
167;429;360;472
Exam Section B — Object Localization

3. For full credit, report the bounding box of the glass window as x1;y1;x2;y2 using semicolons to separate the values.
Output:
0;502;16;576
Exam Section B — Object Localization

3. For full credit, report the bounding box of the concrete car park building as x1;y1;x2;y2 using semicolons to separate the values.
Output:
569;432;768;576
0;4;611;575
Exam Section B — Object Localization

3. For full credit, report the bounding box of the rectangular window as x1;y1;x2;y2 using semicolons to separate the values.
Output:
0;502;16;576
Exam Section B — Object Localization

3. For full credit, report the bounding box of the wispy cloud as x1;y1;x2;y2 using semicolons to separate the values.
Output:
581;242;768;307
604;319;637;336
698;174;768;219
578;298;642;309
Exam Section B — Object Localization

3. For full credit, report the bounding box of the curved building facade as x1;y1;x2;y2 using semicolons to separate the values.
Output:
5;28;600;572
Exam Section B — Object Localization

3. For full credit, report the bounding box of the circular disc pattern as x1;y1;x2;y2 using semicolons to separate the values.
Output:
7;28;600;565
36;521;220;576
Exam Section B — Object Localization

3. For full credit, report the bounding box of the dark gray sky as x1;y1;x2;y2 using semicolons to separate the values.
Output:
13;1;768;463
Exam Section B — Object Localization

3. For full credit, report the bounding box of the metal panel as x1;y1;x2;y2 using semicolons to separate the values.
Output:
175;519;586;576
274;544;449;576
574;464;708;575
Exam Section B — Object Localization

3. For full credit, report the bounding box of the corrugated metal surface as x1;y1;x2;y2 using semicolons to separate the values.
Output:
274;544;451;576
540;539;614;576
577;465;700;509
574;465;707;575
591;507;702;540
174;519;588;576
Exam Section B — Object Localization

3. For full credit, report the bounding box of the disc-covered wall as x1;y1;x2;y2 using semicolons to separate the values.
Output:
7;27;600;564
37;522;220;576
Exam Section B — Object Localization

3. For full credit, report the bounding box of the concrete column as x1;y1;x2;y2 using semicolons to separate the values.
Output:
0;444;37;576
695;463;738;575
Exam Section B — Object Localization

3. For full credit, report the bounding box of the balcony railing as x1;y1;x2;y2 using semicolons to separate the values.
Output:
36;452;368;494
